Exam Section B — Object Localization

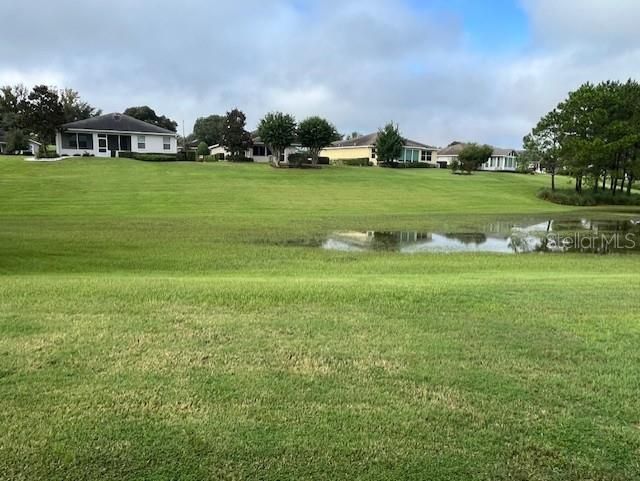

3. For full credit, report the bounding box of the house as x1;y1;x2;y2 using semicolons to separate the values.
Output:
209;133;303;163
0;129;41;156
56;113;178;158
436;143;519;171
320;132;438;166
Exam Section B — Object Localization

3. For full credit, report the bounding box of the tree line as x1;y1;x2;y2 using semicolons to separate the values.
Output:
195;108;416;168
196;109;343;166
524;80;640;196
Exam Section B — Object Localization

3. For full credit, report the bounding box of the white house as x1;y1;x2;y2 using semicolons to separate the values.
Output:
56;113;178;158
481;148;519;172
209;133;302;163
436;143;520;171
0;129;41;156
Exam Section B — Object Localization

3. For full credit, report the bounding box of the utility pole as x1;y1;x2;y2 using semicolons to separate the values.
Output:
182;120;187;159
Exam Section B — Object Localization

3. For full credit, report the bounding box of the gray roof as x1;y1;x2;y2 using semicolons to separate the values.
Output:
62;113;176;134
438;143;518;157
331;132;436;150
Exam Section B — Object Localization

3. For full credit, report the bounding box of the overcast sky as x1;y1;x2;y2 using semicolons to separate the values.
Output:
2;0;640;147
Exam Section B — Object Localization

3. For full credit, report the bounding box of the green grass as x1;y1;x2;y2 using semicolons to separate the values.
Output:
1;157;639;480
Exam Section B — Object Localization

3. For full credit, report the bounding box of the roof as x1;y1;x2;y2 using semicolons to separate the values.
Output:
438;143;519;157
330;132;436;150
437;143;468;156
210;131;302;150
61;113;176;134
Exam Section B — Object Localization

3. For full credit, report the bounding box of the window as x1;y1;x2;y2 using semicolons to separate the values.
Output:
163;136;171;150
371;148;377;159
420;150;432;162
62;133;78;149
137;135;146;150
401;148;419;163
98;137;107;153
77;133;93;150
253;145;267;157
119;136;131;151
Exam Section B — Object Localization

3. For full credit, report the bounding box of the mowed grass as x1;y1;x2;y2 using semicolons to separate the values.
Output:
1;157;640;480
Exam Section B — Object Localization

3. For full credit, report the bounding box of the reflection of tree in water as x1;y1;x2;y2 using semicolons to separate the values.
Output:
371;232;401;250
509;221;552;253
444;233;487;245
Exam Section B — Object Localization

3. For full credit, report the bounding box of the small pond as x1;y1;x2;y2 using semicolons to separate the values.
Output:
320;218;640;254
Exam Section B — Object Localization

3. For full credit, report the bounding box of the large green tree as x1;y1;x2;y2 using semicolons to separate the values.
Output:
221;109;253;161
23;85;64;155
297;116;340;165
257;112;297;167
523;110;563;191
375;123;404;165
60;88;101;123
5;129;29;152
0;84;29;132
193;114;225;147
527;80;640;196
196;141;210;160
456;143;494;174
123;106;177;132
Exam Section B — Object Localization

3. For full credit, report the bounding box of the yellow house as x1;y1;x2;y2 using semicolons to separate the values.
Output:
320;132;438;166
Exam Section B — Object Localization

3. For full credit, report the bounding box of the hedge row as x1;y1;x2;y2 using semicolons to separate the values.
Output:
537;188;640;206
381;161;435;169
118;151;197;162
333;158;371;167
288;153;330;165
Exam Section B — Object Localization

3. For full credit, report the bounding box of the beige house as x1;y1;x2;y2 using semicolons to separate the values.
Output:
321;132;438;166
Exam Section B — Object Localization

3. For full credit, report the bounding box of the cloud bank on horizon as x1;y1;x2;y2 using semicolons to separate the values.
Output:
2;0;639;147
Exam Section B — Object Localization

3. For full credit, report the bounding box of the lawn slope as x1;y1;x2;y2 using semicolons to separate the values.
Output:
1;157;639;481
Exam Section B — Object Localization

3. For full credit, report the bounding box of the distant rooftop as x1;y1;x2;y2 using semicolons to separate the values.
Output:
331;132;436;150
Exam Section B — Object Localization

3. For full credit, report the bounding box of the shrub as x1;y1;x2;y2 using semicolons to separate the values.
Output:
214;153;225;161
196;141;209;159
176;151;196;162
37;150;60;159
119;151;179;162
228;155;253;163
288;153;311;167
537;188;640;206
202;155;218;163
333;158;370;167
385;162;433;169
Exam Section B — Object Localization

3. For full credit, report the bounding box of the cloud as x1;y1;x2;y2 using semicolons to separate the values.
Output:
522;0;640;50
2;0;640;148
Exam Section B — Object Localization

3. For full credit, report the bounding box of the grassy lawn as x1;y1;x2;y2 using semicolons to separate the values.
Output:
1;157;639;480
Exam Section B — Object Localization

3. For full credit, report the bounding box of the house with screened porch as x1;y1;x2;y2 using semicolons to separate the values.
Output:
56;113;177;157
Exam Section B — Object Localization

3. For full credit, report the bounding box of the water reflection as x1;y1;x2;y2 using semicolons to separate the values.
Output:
322;218;640;254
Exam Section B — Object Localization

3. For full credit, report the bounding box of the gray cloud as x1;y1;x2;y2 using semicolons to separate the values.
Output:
2;0;640;148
